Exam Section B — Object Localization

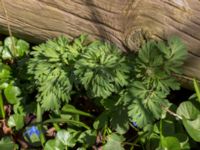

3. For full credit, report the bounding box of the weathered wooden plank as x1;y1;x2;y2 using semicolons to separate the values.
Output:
0;0;200;84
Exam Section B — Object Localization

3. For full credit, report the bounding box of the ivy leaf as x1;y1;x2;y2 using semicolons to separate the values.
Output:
1;47;12;60
2;37;29;59
16;39;30;57
182;115;200;142
177;101;200;120
4;84;21;104
4;37;17;51
177;101;200;142
8;114;24;130
103;133;125;150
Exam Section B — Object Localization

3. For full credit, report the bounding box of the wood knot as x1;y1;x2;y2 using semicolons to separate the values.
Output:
125;27;155;51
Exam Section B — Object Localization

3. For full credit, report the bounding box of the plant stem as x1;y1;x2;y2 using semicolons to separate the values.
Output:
0;93;5;119
1;0;16;56
36;103;46;146
193;78;200;102
129;122;139;132
129;131;148;150
161;105;182;120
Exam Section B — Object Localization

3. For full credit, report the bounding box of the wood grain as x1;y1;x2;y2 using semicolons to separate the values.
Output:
0;0;200;85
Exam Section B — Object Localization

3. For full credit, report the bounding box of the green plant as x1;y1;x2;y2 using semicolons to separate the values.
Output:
1;35;195;150
0;37;29;132
28;35;88;110
0;36;29;60
74;41;130;98
176;79;200;142
124;37;187;127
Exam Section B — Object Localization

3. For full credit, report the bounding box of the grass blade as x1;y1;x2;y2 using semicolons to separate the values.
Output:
43;118;90;129
193;79;200;103
0;93;5;119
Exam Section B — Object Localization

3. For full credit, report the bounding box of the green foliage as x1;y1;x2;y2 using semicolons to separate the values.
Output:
123;37;187;128
75;41;130;98
103;133;125;150
0;37;29;59
0;36;27;132
0;35;193;149
176;79;200;142
161;136;181;150
28;36;71;110
0;93;5;118
0;137;18;150
4;84;21;104
0;62;11;89
28;35;87;110
7;102;25;130
44;139;64;150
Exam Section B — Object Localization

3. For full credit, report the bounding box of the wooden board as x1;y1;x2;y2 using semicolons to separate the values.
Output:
0;0;200;85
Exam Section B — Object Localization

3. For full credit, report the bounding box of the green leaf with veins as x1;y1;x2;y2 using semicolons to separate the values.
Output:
2;37;29;58
61;104;93;117
127;81;170;127
182;115;200;142
126;37;186;128
56;130;76;147
4;84;21;104
28;36;87;111
44;139;64;150
8;114;24;130
177;101;200;120
103;133;125;150
110;107;129;134
161;136;181;150
78;130;97;147
128;99;153;128
16;39;30;57
0;136;17;150
74;41;130;98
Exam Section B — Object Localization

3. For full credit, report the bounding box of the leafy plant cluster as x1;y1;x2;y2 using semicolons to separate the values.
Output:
0;34;199;150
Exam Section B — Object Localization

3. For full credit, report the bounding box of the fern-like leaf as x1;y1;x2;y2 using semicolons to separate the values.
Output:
28;36;87;110
74;41;130;98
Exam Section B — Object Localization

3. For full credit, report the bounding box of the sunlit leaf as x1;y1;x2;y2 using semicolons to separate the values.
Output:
8;114;24;130
103;133;125;150
4;84;21;104
161;136;181;150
